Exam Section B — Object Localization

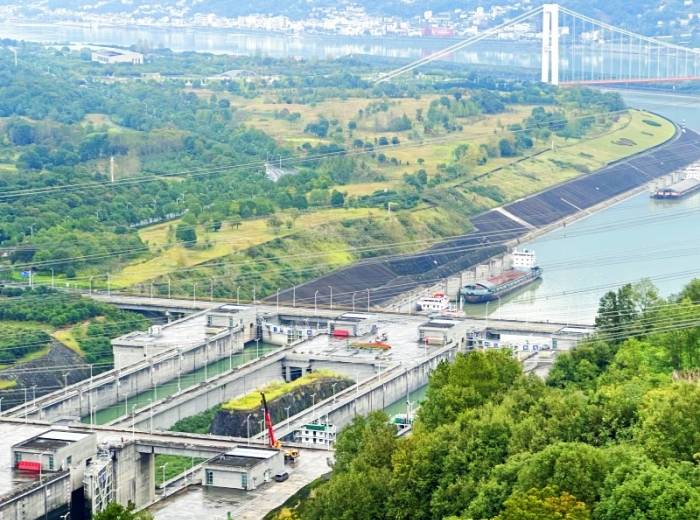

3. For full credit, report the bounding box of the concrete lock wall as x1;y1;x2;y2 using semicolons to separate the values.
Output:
112;443;155;509
23;327;243;422
127;357;286;431
328;349;454;429
0;472;72;519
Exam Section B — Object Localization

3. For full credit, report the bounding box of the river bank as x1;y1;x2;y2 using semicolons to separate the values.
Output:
280;113;700;312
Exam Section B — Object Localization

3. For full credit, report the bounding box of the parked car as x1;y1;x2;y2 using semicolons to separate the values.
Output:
274;472;289;482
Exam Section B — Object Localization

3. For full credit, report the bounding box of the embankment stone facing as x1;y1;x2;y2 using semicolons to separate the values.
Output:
278;126;700;307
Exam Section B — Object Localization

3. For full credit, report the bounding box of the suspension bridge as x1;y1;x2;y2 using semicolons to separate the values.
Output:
377;3;700;86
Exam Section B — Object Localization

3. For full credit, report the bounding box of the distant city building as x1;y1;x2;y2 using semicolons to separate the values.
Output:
91;48;144;65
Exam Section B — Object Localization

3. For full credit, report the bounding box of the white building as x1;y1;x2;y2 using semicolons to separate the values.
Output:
12;430;97;490
202;447;285;491
294;421;337;448
91;48;144;65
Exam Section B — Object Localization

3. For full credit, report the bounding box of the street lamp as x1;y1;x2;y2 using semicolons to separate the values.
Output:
31;385;37;408
285;405;292;435
89;276;94;294
192;282;197;307
352;292;356;312
209;278;214;301
331;383;338;403
107;273;111;296
276;288;280;313
246;414;252;445
167;276;171;299
160;463;169;495
255;338;260;359
63;373;69;394
328;286;333;310
367;288;371;311
314;290;319;315
310;393;317;422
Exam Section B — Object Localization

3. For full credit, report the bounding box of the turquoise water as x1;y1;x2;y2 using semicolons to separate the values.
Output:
383;385;429;418
465;90;700;325
83;342;279;425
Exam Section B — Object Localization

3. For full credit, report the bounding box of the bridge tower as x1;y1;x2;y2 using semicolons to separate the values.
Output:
541;3;560;86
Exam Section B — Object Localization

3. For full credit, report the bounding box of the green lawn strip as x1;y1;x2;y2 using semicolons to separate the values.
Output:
222;370;342;411
154;454;206;486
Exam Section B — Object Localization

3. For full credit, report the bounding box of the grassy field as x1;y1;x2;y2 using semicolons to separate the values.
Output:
462;109;674;202
0;379;17;390
51;321;91;356
111;207;382;288
154;454;206;486
110;95;673;293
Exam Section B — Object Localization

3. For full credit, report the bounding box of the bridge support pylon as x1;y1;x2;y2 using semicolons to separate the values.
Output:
541;3;560;86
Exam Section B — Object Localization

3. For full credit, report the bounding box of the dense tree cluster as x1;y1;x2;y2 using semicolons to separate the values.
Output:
0;325;51;364
288;278;700;520
0;287;147;366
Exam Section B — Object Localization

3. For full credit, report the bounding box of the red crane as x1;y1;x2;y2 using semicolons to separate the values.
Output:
260;392;278;448
260;392;299;463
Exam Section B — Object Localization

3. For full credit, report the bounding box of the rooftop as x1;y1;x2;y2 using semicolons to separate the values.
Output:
13;429;90;452
206;447;280;469
420;319;460;329
113;310;224;348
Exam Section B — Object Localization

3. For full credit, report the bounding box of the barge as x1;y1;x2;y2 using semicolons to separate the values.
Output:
460;250;542;304
652;177;700;199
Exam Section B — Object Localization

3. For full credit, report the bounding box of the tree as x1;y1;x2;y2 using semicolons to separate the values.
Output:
636;383;700;463
330;190;345;208
497;487;591;520
93;503;153;520
419;351;522;429
595;462;700;520
499;138;517;157
175;223;197;247
8;121;34;145
514;443;609;507
679;278;700;303
267;215;283;234
595;284;639;339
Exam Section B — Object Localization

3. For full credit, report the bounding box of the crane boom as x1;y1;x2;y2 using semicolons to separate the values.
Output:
260;392;278;447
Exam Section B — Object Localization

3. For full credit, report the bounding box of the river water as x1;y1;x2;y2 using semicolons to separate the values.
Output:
3;25;699;324
464;89;700;325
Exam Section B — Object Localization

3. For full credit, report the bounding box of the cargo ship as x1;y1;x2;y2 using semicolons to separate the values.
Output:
652;163;700;200
652;177;700;199
460;250;542;304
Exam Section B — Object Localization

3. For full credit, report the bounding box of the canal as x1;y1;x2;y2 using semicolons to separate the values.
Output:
83;342;279;425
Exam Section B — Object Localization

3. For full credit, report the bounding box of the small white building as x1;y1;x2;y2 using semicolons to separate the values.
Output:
202;447;284;491
418;318;470;346
91;48;144;65
12;430;97;490
294;421;337;448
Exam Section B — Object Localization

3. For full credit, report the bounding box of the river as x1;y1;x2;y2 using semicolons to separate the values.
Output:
4;25;699;325
466;90;700;325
